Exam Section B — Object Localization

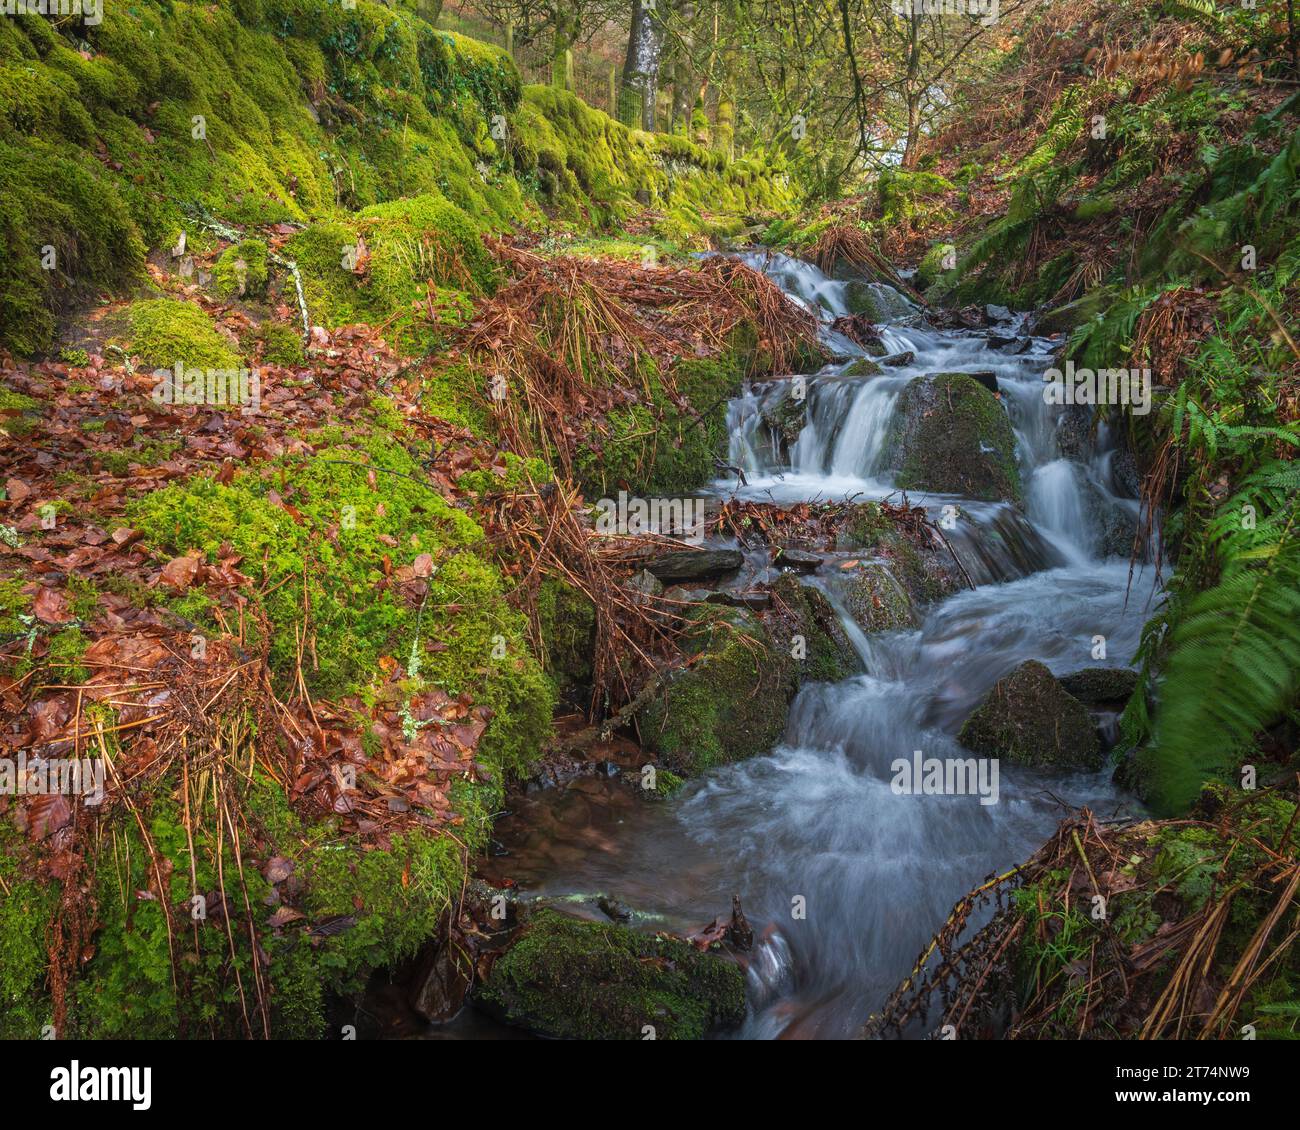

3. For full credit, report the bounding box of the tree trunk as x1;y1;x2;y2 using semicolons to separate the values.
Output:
620;0;665;130
712;0;738;159
670;2;696;136
550;9;579;90
900;14;922;169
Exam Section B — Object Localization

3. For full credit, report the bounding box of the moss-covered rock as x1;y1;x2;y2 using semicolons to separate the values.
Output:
477;908;746;1040
887;372;1022;503
1058;666;1139;707
959;660;1101;769
767;573;860;684
575;349;748;498
639;607;796;775
123;298;241;370
846;563;918;634
1028;286;1116;336
126;422;553;774
214;238;270;300
537;576;596;698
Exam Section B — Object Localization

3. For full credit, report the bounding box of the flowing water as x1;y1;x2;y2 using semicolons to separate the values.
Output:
484;252;1164;1039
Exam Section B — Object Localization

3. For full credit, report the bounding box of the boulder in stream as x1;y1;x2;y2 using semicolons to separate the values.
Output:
1058;666;1139;707
476;908;746;1040
958;660;1102;769
886;372;1022;503
638;576;858;773
846;562;918;633
644;547;744;583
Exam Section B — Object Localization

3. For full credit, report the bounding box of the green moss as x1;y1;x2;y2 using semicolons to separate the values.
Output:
574;351;746;498
888;372;1022;503
479;908;746;1040
213;238;270;299
639;607;796;775
0;823;58;1039
846;564;917;634
768;573;860;683
959;660;1101;769
125;427;551;773
242;320;305;366
536;576;596;696
287;192;493;354
123;298;241;370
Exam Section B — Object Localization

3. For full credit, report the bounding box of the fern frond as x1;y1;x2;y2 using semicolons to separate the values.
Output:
1140;470;1300;814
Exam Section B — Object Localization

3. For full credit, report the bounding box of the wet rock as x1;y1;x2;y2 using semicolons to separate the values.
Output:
637;577;858;773
1055;404;1094;461
880;350;915;367
760;392;806;456
985;303;1013;323
638;607;796;774
843;280;884;319
958;660;1102;769
1028;286;1115;336
644;548;744;583
1059;667;1139;707
987;333;1018;349
625;568;664;599
766;573;860;684
886;372;1022;503
704;589;771;611
774;546;822;572
846;562;918;633
1081;480;1143;559
1108;446;1142;499
966;370;999;394
410;934;470;1023
597;895;633;923
476;908;746;1040
926;305;986;330
842;356;884;377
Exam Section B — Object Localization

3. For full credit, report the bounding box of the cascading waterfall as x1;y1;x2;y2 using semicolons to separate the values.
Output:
488;252;1162;1039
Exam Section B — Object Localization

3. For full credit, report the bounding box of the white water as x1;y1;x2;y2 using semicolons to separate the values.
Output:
494;252;1164;1039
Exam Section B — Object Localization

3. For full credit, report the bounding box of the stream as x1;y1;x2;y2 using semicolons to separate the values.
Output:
480;253;1164;1039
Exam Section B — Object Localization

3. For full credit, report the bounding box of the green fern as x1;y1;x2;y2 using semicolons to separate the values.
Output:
1138;464;1300;814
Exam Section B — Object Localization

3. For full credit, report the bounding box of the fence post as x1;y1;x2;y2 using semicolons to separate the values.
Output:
505;20;513;58
609;65;618;117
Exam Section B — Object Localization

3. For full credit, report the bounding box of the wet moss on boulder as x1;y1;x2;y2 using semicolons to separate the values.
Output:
639;606;796;775
767;573;860;684
886;372;1022;503
959;660;1101;769
846;563;918;634
477;908;746;1040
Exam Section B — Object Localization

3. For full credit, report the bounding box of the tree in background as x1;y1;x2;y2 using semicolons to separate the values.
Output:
466;0;622;89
